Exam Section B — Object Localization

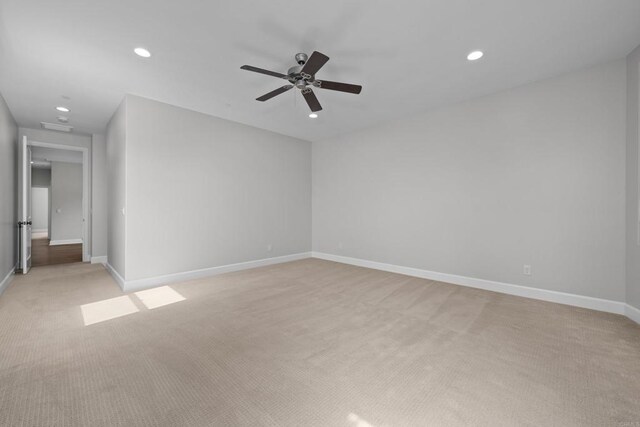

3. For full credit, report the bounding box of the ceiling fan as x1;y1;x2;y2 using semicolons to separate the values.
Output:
240;51;362;113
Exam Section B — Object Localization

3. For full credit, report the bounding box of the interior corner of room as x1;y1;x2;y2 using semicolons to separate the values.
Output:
0;2;639;424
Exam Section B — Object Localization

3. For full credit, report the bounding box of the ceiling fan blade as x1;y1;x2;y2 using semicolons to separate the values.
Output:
300;51;329;76
256;85;294;101
301;88;322;112
240;65;287;79
316;80;362;94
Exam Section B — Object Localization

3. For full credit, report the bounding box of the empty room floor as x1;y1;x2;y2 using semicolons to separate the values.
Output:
0;260;639;426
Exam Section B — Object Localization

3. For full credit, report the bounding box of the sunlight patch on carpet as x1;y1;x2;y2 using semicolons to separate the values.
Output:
348;413;375;427
81;296;139;326
134;286;186;309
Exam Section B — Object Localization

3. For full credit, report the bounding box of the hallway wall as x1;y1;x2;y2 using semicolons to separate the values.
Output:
0;92;18;292
626;44;640;315
32;168;51;187
31;187;49;233
91;134;107;260
31;168;51;235
50;162;83;244
105;100;127;279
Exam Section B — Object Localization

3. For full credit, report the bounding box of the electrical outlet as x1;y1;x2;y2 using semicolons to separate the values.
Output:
523;265;532;276
266;244;273;252
338;242;343;250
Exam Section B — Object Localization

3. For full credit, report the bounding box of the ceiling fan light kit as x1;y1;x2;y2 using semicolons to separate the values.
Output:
241;51;362;113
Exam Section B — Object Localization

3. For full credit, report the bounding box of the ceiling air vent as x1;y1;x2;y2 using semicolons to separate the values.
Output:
41;122;73;132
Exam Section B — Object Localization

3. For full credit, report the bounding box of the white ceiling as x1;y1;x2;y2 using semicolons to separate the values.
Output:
1;0;639;142
31;146;83;164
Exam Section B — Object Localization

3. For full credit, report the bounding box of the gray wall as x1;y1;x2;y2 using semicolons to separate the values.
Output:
0;92;18;283
626;45;640;310
31;187;49;232
50;162;83;242
31;168;51;235
91;134;107;258
313;60;627;302
31;168;51;187
106;100;127;277
121;95;311;281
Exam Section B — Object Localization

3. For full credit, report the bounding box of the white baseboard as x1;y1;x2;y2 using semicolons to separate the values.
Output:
98;249;638;324
104;262;125;291
50;239;83;246
91;256;107;265
312;252;626;316
106;252;312;293
626;304;640;325
32;228;48;233
0;267;16;296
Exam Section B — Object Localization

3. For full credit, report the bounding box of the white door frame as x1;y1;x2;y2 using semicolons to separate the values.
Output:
20;136;32;273
29;140;90;263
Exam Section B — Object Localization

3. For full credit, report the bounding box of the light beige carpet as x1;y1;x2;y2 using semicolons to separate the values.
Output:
0;259;639;426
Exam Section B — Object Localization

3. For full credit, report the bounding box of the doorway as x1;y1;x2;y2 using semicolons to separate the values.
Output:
18;137;89;271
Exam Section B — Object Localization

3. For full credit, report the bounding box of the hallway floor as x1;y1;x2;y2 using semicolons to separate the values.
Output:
0;260;639;426
31;236;82;267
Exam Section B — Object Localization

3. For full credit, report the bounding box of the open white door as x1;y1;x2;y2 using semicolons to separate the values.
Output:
19;135;32;274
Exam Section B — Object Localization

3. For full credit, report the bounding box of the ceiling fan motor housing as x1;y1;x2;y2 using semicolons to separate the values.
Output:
295;52;308;65
289;54;316;88
288;65;304;77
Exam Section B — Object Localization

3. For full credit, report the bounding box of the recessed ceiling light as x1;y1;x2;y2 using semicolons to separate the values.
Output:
56;106;70;112
309;113;318;118
134;47;151;58
467;50;484;61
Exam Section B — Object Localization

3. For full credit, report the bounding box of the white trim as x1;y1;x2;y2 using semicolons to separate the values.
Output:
312;252;626;315
91;256;107;265
20;136;30;274
625;304;640;325
31;229;48;233
105;263;125;290
119;252;312;293
0;267;15;296
50;239;83;246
